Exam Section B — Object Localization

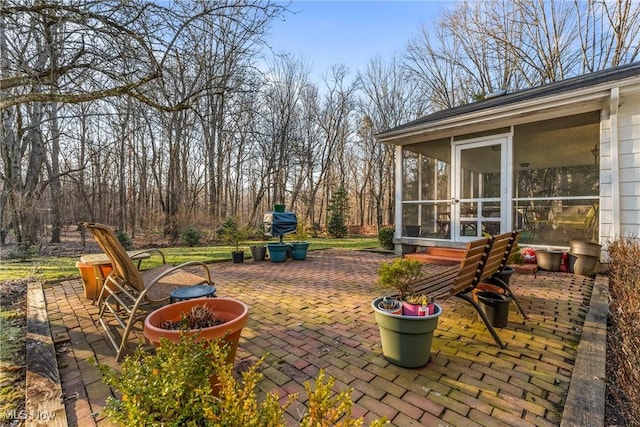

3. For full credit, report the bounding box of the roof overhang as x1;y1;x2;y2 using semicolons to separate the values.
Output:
377;70;640;146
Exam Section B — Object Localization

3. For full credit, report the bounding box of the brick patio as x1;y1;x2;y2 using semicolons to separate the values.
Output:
41;248;602;426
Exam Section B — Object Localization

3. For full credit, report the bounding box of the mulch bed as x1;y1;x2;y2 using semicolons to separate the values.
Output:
0;280;27;427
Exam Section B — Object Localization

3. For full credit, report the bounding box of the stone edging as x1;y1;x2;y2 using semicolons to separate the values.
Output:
26;282;68;427
560;274;609;427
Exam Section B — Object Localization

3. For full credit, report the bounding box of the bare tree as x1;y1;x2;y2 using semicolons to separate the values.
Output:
357;56;428;226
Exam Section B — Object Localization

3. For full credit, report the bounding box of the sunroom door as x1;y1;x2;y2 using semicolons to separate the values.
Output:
453;136;509;242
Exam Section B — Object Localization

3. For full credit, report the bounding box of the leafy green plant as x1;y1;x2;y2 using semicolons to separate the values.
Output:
508;244;525;265
377;257;423;299
181;227;203;247
98;334;385;426
378;227;395;250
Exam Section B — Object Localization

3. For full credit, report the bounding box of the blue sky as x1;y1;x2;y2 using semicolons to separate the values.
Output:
266;1;453;80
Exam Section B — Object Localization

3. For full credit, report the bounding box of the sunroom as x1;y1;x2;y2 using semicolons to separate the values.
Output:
376;62;640;254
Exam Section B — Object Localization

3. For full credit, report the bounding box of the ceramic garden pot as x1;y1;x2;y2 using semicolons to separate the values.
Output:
144;297;249;365
266;243;288;262
289;241;310;260
376;298;403;315
372;297;442;368
569;240;602;257
536;250;562;271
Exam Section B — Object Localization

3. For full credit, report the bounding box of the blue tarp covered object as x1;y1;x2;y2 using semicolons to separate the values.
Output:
264;211;297;237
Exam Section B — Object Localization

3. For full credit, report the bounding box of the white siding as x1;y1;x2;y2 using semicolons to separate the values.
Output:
618;90;640;239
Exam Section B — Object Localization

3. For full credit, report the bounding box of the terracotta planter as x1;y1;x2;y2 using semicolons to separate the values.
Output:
144;297;249;365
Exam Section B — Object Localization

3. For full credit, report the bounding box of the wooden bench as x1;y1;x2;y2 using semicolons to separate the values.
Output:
407;231;525;348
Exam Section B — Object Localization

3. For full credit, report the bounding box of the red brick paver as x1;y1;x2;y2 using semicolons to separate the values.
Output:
44;249;595;426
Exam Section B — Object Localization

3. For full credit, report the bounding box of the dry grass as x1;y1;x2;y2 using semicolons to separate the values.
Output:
607;237;640;426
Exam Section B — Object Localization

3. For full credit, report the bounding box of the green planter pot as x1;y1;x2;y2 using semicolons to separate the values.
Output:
289;241;309;260
266;243;288;262
371;297;442;368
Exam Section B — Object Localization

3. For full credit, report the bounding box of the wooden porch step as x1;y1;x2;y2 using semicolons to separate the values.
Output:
405;247;466;266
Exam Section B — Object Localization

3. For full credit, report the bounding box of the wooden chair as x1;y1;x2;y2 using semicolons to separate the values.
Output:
85;222;214;361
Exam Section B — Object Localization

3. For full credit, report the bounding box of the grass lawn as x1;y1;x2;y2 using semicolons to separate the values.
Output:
0;237;381;283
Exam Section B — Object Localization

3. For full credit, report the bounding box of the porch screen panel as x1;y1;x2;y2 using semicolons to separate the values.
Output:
513;112;600;246
401;140;451;239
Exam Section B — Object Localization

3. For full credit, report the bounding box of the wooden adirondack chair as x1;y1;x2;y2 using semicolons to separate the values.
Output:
85;222;214;361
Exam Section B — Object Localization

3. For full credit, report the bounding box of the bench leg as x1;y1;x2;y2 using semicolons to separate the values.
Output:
487;277;529;319
456;293;506;349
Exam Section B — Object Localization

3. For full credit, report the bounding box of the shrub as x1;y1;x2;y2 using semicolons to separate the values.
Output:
327;186;348;238
607;237;640;426
378;226;395;250
181;227;202;247
377;257;423;299
7;242;37;261
98;334;386;426
116;229;133;250
217;217;247;252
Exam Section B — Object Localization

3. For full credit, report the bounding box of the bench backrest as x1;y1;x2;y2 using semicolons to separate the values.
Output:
478;231;519;283
450;237;492;296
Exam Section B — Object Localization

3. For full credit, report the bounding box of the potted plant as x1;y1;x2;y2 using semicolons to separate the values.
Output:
403;294;436;316
143;297;249;366
375;296;402;315
377;257;423;313
217;216;247;263
372;257;443;368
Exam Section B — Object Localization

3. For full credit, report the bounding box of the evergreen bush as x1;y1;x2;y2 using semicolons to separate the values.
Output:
378;226;395;250
116;229;133;250
181;227;202;247
327;186;348;238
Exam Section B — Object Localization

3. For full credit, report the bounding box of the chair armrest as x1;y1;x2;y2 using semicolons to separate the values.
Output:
135;248;167;266
148;261;213;286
